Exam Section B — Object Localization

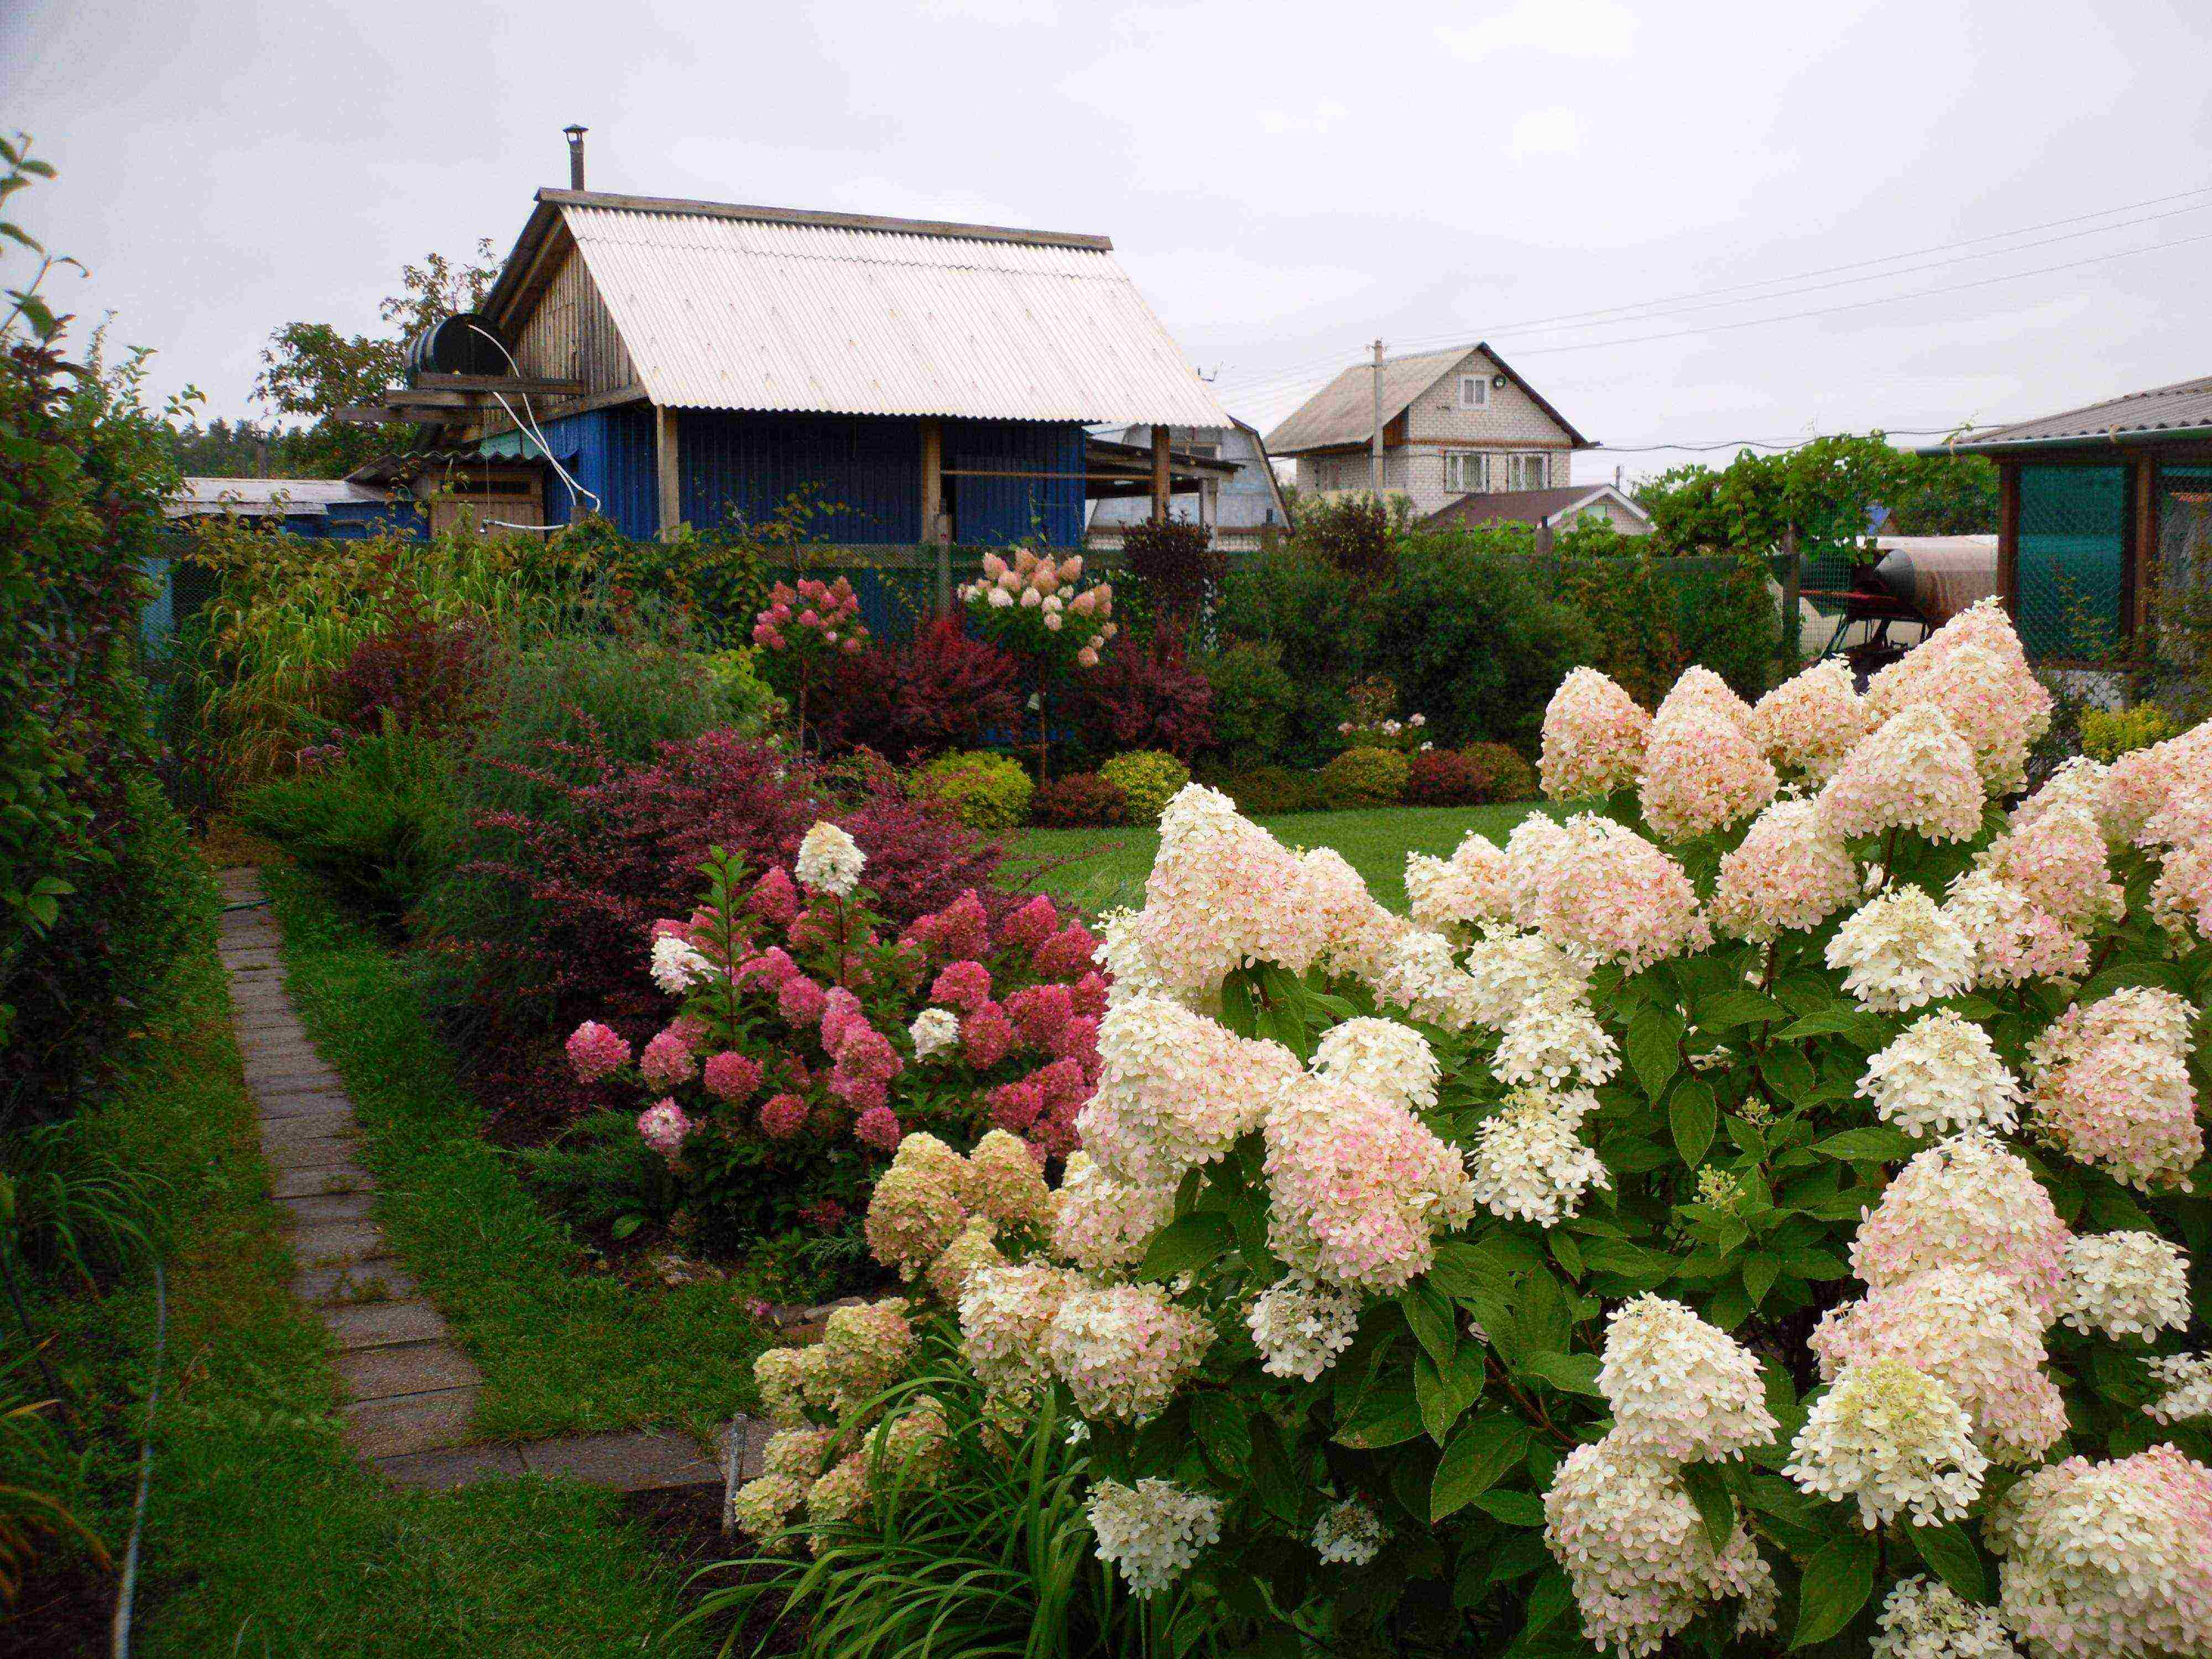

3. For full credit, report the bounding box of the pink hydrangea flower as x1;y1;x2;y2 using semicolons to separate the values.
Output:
648;917;692;942
829;1024;902;1110
906;890;991;960
637;1098;693;1161
1071;972;1110;1019
666;1013;707;1046
931;959;993;1013
778;974;827;1027
820;986;867;1053
759;1092;810;1139
1032;922;1100;982
565;1021;630;1083
639;1027;697;1089
1006;982;1074;1049
997;893;1060;952
747;865;802;927
853;1105;903;1150
702;1051;763;1102
962;1001;1016;1068
1029;1056;1091;1112
988;1078;1045;1133
734;945;799;992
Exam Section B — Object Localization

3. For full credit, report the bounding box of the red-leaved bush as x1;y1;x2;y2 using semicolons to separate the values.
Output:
1063;639;1215;761
817;616;1022;762
1031;771;1129;827
328;616;492;736
1402;742;1540;805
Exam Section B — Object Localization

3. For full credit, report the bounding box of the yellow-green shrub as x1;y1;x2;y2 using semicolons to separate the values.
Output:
1316;745;1408;808
2079;702;2177;761
912;751;1034;833
1098;750;1190;823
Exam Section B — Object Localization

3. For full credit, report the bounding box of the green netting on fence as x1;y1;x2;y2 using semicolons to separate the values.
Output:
2017;465;2126;661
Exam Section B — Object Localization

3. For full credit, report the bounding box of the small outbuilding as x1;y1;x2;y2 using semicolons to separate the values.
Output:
1928;374;2212;661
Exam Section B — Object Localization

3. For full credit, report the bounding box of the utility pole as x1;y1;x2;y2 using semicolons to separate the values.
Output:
1369;339;1385;498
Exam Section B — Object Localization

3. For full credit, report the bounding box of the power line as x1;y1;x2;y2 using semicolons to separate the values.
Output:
1206;181;2212;403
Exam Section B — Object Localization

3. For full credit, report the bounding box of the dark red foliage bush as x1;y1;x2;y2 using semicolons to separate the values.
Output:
1031;772;1128;827
1404;742;1539;805
817;617;1021;762
329;616;491;736
1063;639;1214;761
1119;516;1224;635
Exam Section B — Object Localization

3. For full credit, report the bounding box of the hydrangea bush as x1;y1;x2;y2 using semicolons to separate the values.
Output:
566;822;1106;1240
735;601;2211;1659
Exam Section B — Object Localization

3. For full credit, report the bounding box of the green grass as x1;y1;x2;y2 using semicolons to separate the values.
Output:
1008;802;1553;914
262;867;766;1442
32;885;709;1656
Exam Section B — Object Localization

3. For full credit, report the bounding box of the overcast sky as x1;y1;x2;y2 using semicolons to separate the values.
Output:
7;0;2211;483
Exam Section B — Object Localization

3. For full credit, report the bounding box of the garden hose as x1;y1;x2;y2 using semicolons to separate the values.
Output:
111;1253;166;1659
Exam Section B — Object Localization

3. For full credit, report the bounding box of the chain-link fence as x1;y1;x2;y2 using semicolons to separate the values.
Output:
2016;464;2127;662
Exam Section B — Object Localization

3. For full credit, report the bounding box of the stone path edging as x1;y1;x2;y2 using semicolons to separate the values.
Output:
217;867;764;1496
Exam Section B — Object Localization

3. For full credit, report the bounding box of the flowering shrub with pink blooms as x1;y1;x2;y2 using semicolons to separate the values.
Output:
752;575;869;752
718;600;2212;1659
566;822;1105;1244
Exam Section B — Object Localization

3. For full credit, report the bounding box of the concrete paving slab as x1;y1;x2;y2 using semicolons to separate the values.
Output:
271;1161;374;1198
342;1386;483;1457
293;1260;419;1306
320;1300;448;1350
290;1219;388;1267
279;1190;378;1225
335;1340;483;1402
518;1430;720;1491
375;1444;527;1489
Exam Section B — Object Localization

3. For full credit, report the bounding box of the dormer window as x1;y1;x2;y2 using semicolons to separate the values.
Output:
1458;375;1488;409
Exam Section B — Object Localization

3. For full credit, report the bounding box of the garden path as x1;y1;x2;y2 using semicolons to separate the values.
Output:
217;867;767;1496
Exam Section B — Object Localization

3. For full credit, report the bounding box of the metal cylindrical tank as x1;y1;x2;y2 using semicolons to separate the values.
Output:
404;312;511;381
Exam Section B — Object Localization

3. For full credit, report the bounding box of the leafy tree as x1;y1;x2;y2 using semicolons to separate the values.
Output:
1636;433;1996;556
254;239;498;477
159;415;310;477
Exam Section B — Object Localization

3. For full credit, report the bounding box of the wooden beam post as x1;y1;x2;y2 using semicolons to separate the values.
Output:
1996;462;2021;619
921;418;949;611
655;405;681;541
1150;424;1170;523
2130;455;2157;644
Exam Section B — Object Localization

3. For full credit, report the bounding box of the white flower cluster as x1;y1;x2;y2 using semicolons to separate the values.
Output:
1042;1281;1214;1422
1785;1358;1989;1528
1858;1011;2026;1138
1825;884;1977;1012
1494;998;1620;1090
2053;1232;2193;1341
795;820;865;899
649;931;714;994
1086;1478;1224;1598
1460;924;1590;1028
958;1262;1077;1390
1871;1576;2022;1659
1847;1130;2071;1318
1467;1087;1611;1228
1076;994;1300;1186
1311;1016;1441;1111
1373;927;1483;1030
908;1005;961;1061
1403;832;1510;935
1597;1295;1778;1463
1048;1152;1175;1275
2145;1353;2212;1425
1245;1275;1361;1381
1310;1498;1388;1566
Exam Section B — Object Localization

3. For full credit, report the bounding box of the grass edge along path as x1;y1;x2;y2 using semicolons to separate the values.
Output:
28;870;711;1657
1010;800;1552;914
260;865;767;1444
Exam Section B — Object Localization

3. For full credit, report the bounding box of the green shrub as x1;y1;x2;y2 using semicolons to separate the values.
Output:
912;750;1034;832
1315;745;1408;808
1200;641;1298;764
2079;702;2177;760
1097;750;1190;823
698;646;782;736
241;724;456;919
1214;764;1322;816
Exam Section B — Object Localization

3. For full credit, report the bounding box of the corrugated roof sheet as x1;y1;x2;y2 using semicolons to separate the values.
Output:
1944;373;2212;451
557;201;1229;427
166;477;390;518
1265;347;1477;454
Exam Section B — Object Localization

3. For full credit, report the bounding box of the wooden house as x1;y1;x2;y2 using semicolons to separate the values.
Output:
1929;374;2212;661
347;159;1230;551
1264;343;1594;520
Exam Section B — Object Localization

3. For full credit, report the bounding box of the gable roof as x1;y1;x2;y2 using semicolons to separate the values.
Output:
483;189;1229;427
1420;483;1647;532
1263;342;1591;455
1933;373;2212;454
165;477;390;518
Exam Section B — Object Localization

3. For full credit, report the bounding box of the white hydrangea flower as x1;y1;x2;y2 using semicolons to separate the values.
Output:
1871;1575;2022;1659
1311;1017;1442;1112
1093;906;1167;1006
908;1005;961;1061
1373;928;1483;1030
1086;1478;1223;1597
1542;1433;1779;1658
1461;924;1592;1030
1598;1295;1778;1464
795;821;865;899
1044;1282;1213;1422
2145;1353;2212;1425
649;931;713;994
1825;885;1976;1013
1493;995;1621;1090
1858;1010;2026;1138
1311;1497;1388;1566
1785;1359;1989;1528
1047;1152;1176;1276
958;1262;1078;1390
1075;995;1301;1186
1848;1130;2071;1321
2053;1233;2192;1340
1467;1087;1610;1228
1245;1275;1361;1382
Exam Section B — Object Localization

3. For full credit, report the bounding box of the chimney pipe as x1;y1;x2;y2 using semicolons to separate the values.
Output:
564;124;587;190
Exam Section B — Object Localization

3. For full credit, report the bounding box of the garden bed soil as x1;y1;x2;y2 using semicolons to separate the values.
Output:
3;1549;116;1659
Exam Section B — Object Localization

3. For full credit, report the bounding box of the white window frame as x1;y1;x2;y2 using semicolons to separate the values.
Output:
1457;374;1488;409
1514;453;1547;491
1445;451;1487;493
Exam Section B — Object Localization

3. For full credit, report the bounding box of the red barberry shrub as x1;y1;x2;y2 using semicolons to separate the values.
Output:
817;617;1022;763
328;615;491;736
1031;772;1129;827
1404;742;1540;806
1063;639;1215;761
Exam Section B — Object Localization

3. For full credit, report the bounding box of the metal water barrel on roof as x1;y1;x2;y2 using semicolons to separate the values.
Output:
404;312;511;382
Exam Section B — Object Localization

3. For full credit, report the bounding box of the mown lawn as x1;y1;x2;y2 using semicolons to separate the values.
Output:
262;868;767;1442
31;879;711;1657
1009;801;1553;914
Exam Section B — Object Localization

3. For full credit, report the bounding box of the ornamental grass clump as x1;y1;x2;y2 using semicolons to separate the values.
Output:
698;600;2212;1659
